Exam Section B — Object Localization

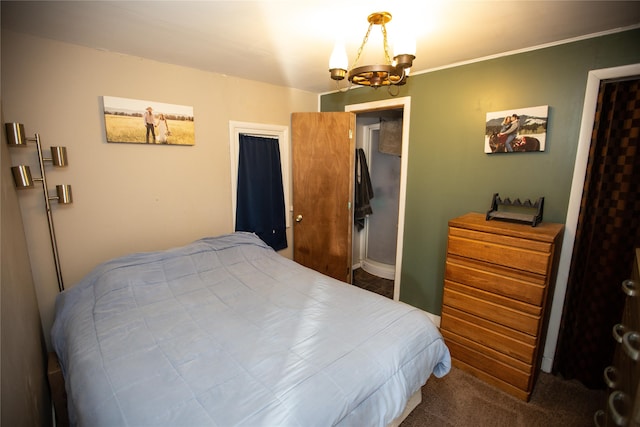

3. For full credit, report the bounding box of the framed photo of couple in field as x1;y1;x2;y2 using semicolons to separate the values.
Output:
484;105;548;154
102;96;195;146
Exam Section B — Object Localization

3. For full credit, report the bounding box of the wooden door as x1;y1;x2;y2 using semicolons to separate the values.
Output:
292;112;355;283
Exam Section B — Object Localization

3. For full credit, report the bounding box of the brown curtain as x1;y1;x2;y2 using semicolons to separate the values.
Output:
554;77;640;388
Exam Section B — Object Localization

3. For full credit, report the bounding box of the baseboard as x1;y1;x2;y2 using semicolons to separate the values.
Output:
351;263;442;328
425;312;441;328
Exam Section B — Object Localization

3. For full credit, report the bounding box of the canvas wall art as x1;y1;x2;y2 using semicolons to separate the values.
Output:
103;96;195;145
485;105;548;153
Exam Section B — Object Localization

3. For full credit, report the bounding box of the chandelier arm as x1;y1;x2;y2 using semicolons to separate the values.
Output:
396;66;407;84
387;84;400;96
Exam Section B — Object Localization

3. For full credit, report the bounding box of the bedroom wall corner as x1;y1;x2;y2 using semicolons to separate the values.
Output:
1;29;316;349
320;28;640;318
1;111;52;426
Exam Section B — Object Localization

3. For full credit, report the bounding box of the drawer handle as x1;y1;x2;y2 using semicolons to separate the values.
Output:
604;365;619;389
608;390;630;426
622;279;638;297
613;324;627;344
593;409;605;427
623;331;640;361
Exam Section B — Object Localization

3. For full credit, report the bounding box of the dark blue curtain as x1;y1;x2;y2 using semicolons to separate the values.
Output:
235;134;287;251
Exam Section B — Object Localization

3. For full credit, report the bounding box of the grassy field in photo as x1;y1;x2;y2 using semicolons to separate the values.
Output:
105;114;195;145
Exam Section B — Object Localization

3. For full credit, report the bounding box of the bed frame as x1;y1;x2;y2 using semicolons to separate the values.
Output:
47;352;69;427
389;389;422;426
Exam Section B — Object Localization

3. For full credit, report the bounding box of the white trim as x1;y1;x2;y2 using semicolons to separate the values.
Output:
355;123;377;269
541;63;640;373
346;97;411;302
228;121;291;229
320;25;640;96
426;312;441;329
412;25;640;78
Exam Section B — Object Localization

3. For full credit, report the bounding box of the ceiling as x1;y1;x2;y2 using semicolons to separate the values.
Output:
2;1;640;94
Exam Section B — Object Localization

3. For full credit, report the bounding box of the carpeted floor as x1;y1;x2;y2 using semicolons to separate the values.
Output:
400;366;605;427
353;267;605;426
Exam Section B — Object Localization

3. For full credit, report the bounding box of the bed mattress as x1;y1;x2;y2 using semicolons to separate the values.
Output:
52;232;450;426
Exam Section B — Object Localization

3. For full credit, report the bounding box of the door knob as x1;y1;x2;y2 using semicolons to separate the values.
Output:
295;214;303;222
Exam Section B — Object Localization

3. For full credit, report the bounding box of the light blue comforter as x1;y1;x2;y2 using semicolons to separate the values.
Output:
52;232;450;426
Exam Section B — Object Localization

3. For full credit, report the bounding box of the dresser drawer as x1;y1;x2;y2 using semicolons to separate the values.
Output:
441;328;532;374
445;255;546;306
441;306;536;364
443;330;532;391
450;358;531;401
442;213;563;401
447;229;552;275
443;283;541;335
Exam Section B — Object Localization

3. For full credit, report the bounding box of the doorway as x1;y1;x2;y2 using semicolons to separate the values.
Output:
355;115;402;279
346;97;411;301
541;63;640;374
553;75;640;387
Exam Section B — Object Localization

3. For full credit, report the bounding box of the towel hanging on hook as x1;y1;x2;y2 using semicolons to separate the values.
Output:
354;148;374;231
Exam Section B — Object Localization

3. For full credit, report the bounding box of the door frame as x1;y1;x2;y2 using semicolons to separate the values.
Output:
228;121;291;229
357;123;397;281
541;63;640;372
354;123;377;274
346;97;411;301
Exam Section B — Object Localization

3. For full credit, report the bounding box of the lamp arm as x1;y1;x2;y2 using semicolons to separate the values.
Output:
35;134;65;292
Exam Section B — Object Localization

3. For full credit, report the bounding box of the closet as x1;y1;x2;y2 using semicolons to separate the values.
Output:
292;99;411;296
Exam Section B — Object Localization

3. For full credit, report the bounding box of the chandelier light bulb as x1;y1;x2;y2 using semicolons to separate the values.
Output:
329;43;348;70
394;34;416;58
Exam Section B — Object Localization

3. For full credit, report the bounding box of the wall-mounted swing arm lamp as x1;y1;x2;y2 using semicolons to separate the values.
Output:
5;122;73;292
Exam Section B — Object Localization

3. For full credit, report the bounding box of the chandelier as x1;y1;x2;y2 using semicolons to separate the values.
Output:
329;12;415;93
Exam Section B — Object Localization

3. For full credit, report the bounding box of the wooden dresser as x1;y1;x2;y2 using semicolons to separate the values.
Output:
440;212;564;401
595;248;640;426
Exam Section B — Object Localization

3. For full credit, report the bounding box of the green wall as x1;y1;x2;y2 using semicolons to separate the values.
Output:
321;28;640;314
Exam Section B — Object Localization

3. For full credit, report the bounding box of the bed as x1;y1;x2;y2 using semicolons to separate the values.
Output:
51;232;450;426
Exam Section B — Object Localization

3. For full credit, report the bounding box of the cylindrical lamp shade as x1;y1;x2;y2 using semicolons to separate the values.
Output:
5;122;27;146
56;185;73;204
50;146;68;167
11;165;33;188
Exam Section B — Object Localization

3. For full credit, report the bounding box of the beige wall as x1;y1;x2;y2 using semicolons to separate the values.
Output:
1;112;51;425
1;30;317;348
